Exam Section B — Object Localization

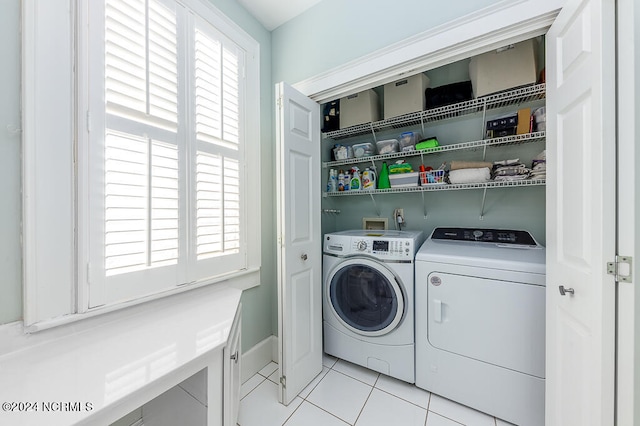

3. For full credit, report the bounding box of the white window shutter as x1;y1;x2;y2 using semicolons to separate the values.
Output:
191;20;245;281
88;0;251;307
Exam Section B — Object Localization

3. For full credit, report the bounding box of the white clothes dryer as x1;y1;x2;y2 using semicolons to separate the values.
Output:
415;227;546;426
323;230;424;383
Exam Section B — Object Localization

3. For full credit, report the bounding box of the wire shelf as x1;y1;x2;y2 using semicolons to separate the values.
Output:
323;131;545;168
323;179;546;197
323;83;546;140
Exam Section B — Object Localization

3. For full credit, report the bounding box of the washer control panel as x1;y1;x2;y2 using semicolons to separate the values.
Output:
325;234;416;260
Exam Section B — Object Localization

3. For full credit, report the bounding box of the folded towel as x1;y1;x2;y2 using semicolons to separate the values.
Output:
494;174;529;182
450;161;493;170
448;167;491;184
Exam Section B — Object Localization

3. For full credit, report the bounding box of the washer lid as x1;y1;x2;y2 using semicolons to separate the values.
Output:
416;228;545;275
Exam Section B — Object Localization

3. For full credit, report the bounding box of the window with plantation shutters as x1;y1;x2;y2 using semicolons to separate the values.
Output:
86;0;259;307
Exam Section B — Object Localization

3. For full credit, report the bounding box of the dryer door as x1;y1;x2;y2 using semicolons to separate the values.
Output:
427;271;545;378
327;258;405;337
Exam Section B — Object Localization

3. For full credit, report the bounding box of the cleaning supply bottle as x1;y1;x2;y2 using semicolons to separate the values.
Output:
338;170;345;191
378;162;391;189
350;167;361;191
362;168;376;190
327;168;337;192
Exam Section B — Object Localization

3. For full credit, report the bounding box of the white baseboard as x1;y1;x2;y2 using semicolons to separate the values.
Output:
242;335;278;383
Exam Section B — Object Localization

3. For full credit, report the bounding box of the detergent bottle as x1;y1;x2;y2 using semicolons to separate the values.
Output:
378;162;391;189
350;167;361;191
362;167;376;190
337;170;345;191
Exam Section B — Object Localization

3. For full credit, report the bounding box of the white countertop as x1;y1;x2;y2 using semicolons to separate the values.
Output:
0;285;242;426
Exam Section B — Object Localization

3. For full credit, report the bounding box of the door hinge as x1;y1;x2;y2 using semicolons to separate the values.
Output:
279;375;286;389
607;255;633;283
86;110;91;133
277;95;283;109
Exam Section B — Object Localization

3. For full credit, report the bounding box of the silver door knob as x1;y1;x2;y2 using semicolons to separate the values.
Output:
559;285;575;296
301;253;308;261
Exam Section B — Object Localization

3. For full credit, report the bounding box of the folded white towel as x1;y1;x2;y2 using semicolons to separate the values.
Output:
448;167;491;184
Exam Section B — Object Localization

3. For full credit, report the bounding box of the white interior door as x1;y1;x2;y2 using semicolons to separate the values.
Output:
275;82;322;405
545;0;616;425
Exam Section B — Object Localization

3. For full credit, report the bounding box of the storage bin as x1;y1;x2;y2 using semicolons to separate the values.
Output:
398;131;422;152
376;139;399;155
352;142;376;158
419;169;446;185
384;74;430;119
424;81;473;109
469;39;538;98
322;100;340;133
389;172;419;188
332;145;353;160
339;90;380;129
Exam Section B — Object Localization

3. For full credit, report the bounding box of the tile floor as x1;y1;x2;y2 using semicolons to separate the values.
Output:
238;354;516;426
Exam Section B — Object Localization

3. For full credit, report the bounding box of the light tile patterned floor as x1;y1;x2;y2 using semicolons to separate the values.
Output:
238;355;517;426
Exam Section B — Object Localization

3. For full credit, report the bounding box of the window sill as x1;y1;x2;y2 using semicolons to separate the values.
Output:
22;267;259;334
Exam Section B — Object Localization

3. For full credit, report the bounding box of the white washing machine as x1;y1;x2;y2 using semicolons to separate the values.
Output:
415;227;546;426
323;229;424;383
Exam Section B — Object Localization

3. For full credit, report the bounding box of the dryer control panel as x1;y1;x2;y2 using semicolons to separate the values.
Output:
431;227;537;246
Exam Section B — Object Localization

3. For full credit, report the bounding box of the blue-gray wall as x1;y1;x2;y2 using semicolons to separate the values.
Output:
0;0;23;326
207;0;275;353
272;0;504;84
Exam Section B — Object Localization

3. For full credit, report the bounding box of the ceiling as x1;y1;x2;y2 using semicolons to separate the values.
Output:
235;0;322;31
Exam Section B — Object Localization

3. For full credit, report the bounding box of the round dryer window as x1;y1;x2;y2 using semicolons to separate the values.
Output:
327;258;405;337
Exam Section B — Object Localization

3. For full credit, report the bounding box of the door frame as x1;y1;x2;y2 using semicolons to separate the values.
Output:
615;0;640;423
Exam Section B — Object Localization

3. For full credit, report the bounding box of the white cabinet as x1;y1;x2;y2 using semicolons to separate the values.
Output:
224;304;242;426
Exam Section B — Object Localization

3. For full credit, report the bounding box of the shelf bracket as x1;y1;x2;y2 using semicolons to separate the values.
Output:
369;192;381;217
480;99;488;141
369;122;377;142
479;187;488;220
422;191;428;219
420;114;425;135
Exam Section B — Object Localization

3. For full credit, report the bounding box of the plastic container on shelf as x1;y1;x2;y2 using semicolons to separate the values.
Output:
389;172;420;188
376;139;399;155
352;142;376;158
333;145;353;160
398;131;422;152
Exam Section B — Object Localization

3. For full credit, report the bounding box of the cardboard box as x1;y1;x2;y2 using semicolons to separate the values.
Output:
517;107;532;134
339;90;380;129
384;74;430;119
469;39;538;98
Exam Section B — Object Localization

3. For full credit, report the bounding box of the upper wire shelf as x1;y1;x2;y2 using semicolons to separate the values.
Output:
323;83;546;140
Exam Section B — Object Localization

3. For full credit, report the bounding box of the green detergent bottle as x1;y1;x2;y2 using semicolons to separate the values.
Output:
378;162;391;189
